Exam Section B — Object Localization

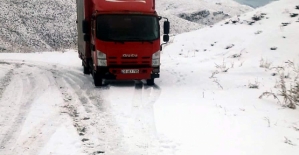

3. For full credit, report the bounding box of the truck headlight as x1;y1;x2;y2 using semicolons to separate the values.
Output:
98;60;107;66
152;51;160;59
152;51;160;67
97;50;107;66
152;59;160;67
97;50;106;59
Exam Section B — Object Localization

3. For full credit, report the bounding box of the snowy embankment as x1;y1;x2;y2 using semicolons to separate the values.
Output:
1;0;299;155
0;0;251;53
0;0;77;53
156;0;252;34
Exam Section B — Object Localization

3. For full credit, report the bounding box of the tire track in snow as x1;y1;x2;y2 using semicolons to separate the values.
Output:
0;63;38;152
12;70;65;155
60;72;128;154
0;64;61;155
0;61;109;154
131;83;179;155
0;60;166;154
123;82;162;154
63;71;109;112
0;63;18;100
52;71;115;154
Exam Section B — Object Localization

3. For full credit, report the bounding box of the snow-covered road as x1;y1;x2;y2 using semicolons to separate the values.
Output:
0;60;172;155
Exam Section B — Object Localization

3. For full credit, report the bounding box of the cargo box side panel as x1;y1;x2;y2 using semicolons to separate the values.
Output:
76;0;85;59
93;0;155;13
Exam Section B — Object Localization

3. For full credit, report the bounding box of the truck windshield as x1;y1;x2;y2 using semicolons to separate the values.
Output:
96;15;159;42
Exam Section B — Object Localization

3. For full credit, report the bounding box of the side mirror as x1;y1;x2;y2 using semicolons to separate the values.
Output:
163;21;170;34
82;20;88;33
163;34;169;42
84;34;90;42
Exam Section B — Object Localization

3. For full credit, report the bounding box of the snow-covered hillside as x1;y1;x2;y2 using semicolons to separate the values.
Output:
0;0;252;53
0;0;77;53
156;0;252;33
1;0;299;155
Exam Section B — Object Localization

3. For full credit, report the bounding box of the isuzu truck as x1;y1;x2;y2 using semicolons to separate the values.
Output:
76;0;170;86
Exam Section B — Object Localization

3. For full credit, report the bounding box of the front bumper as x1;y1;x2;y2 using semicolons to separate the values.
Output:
96;67;159;80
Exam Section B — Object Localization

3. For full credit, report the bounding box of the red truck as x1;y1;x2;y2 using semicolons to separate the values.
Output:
76;0;170;86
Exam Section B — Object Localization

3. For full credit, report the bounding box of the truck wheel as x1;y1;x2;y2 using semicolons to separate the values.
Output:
146;78;155;86
93;71;103;86
82;61;90;74
83;66;90;74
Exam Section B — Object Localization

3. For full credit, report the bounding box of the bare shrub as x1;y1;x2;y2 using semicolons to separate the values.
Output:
231;62;234;68
278;73;297;109
260;73;298;109
215;60;229;72
229;49;245;59
239;61;244;67
289;81;299;104
209;70;219;78
259;91;281;104
264;117;270;127
260;58;272;69
230;53;242;58
284;137;296;146
249;79;260;89
270;66;285;72
213;79;223;89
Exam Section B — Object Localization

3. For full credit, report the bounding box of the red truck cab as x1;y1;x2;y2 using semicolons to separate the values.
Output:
76;0;170;86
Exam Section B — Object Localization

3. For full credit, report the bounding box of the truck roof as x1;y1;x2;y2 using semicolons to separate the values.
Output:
92;0;155;13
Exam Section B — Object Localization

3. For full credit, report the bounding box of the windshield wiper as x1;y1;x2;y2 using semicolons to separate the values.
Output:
113;40;125;44
127;37;153;44
106;38;124;44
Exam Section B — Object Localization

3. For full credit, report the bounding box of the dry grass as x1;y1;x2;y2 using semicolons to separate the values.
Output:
259;61;299;109
215;60;230;73
260;58;272;69
213;79;223;89
249;79;260;89
260;72;299;109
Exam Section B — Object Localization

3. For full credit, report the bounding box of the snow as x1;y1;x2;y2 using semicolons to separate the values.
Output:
1;0;299;154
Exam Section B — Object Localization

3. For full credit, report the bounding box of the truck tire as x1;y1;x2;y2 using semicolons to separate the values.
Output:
146;78;155;86
82;61;90;74
93;71;103;86
83;66;90;74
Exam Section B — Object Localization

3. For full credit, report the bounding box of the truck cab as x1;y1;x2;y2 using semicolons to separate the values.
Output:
76;0;170;86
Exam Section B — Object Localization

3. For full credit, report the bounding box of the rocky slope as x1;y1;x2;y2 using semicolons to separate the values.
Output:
0;0;252;53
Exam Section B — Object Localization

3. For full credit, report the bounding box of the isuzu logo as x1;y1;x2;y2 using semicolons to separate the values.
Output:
123;54;138;57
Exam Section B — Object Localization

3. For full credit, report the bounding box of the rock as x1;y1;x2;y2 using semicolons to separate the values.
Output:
252;13;265;21
290;13;298;17
225;44;234;49
255;31;263;34
282;22;291;26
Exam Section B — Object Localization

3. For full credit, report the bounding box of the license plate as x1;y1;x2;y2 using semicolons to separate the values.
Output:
121;69;139;74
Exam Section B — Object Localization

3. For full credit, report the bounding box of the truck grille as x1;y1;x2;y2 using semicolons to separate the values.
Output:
107;56;151;67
